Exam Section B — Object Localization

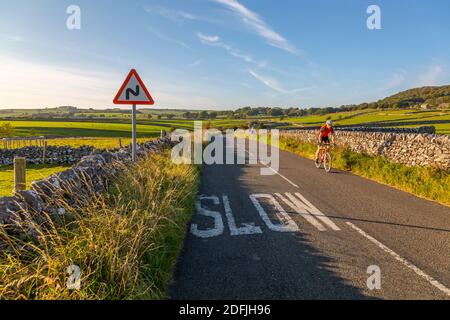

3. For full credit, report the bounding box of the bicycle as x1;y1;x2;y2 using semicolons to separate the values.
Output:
315;142;333;173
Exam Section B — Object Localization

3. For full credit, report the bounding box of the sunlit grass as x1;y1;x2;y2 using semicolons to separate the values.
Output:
0;153;199;299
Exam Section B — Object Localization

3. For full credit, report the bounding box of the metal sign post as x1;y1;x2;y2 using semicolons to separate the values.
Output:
113;69;155;163
132;104;137;162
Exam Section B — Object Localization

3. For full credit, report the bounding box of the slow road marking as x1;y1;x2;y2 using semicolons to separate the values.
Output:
191;192;340;238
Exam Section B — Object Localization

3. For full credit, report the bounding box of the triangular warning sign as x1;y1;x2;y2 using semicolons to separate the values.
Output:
113;69;155;105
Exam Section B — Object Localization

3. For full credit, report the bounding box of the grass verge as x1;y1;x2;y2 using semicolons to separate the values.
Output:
280;136;450;206
0;152;200;299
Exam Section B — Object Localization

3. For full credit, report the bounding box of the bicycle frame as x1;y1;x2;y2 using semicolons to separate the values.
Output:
318;143;331;163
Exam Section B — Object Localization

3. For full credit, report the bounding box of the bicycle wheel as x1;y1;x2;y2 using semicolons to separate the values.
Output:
324;153;332;172
314;154;322;168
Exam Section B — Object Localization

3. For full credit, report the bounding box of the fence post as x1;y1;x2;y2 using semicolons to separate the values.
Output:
14;157;26;193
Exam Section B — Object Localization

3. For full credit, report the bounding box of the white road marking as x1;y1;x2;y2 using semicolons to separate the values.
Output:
250;194;299;233
293;193;341;231
245;150;299;188
275;193;326;231
266;166;299;188
347;222;450;297
191;195;224;238
223;195;262;236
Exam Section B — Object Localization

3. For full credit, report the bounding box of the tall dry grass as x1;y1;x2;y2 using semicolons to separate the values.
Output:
0;153;199;299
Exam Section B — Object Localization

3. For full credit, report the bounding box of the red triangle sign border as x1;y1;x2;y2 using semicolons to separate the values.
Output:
113;69;155;105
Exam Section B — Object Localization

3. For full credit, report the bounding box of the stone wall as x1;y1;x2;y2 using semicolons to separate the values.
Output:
334;126;436;134
281;129;450;169
285;126;436;134
0;146;95;166
0;138;171;244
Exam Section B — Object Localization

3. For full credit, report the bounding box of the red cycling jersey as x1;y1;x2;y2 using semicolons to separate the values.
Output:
320;125;334;138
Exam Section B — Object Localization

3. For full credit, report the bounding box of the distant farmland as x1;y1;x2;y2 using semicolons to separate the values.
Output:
0;120;194;138
284;109;450;134
1;108;450;139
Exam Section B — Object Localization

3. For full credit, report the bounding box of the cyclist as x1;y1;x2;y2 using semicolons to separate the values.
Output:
315;120;335;160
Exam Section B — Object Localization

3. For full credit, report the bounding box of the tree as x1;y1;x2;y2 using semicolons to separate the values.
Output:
0;123;15;138
269;108;283;117
200;111;209;119
209;112;218;119
183;112;192;119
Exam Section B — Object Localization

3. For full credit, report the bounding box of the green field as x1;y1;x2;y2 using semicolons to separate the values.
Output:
281;109;450;134
2;108;450;138
0;120;194;138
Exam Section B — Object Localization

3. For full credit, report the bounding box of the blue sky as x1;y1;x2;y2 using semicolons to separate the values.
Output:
0;0;449;110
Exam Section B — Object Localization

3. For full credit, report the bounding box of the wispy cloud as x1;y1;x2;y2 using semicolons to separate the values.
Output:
188;59;204;68
197;32;266;68
248;69;287;94
147;26;190;49
248;69;313;95
143;6;198;23
198;34;220;43
212;0;298;54
418;65;443;86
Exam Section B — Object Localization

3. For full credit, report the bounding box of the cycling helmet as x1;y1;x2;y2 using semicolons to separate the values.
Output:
326;120;334;126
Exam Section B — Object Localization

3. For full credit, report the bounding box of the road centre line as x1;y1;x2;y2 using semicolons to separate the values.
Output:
346;222;450;297
245;150;299;188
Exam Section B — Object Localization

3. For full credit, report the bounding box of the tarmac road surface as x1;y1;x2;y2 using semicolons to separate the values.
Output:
169;140;450;300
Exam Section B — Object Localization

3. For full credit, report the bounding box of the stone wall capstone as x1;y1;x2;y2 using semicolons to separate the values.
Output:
280;129;450;169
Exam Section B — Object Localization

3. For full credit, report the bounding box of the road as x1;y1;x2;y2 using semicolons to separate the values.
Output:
169;141;450;300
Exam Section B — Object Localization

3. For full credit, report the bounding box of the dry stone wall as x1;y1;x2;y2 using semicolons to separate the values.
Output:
281;129;450;169
0;138;171;244
0;146;94;166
